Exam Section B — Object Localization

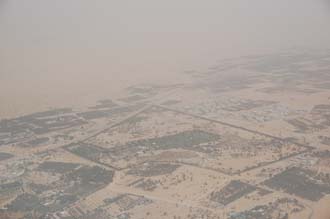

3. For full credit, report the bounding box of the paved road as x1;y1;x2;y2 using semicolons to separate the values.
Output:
156;104;314;150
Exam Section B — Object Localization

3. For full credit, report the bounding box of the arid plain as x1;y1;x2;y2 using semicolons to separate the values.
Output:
1;50;330;219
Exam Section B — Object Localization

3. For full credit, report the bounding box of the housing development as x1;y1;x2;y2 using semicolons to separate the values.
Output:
1;50;330;219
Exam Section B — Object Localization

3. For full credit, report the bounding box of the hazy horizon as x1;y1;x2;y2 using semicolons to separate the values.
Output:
1;0;330;118
1;2;330;219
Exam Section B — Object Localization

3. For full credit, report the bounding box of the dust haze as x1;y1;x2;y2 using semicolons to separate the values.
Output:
1;1;330;219
1;0;330;117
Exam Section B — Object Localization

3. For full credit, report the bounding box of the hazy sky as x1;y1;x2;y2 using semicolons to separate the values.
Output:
1;0;330;117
